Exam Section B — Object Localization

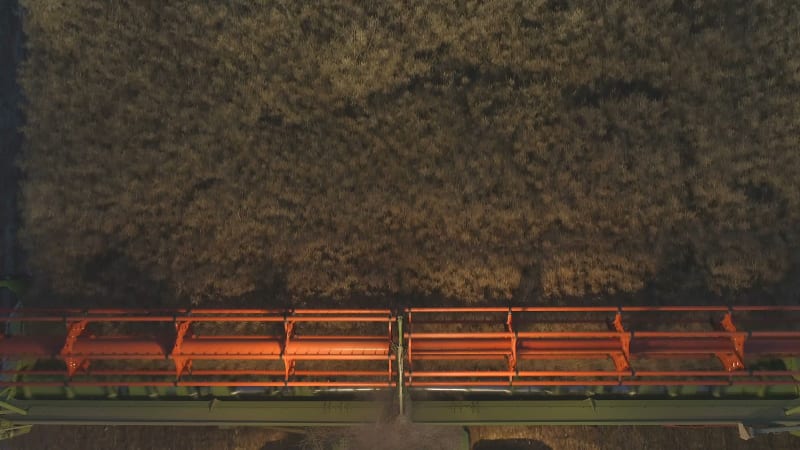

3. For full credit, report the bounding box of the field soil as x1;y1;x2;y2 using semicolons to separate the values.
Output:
4;424;798;450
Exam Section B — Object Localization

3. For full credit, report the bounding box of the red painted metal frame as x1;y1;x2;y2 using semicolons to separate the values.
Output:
404;307;800;387
0;309;397;387
1;307;800;389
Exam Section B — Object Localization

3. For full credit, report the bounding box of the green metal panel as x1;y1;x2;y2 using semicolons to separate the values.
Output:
10;382;799;401
3;398;800;428
5;400;387;426
409;399;800;426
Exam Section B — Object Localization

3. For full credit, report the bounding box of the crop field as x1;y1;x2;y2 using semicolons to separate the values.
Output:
17;0;800;309
6;0;800;449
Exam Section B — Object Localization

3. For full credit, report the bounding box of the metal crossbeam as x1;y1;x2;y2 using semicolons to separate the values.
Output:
1;399;798;427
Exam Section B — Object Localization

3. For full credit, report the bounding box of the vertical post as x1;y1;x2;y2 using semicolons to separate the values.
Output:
397;314;404;416
507;308;516;384
718;311;745;372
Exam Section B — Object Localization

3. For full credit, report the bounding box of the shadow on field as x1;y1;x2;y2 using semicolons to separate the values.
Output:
473;439;553;450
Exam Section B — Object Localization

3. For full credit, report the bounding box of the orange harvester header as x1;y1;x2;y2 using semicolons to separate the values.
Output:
1;306;799;389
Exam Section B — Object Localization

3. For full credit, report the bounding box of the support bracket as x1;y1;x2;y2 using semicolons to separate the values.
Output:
61;320;89;377
172;321;192;378
717;312;745;372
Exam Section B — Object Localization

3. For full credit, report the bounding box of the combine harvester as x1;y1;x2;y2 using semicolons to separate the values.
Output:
0;281;799;442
